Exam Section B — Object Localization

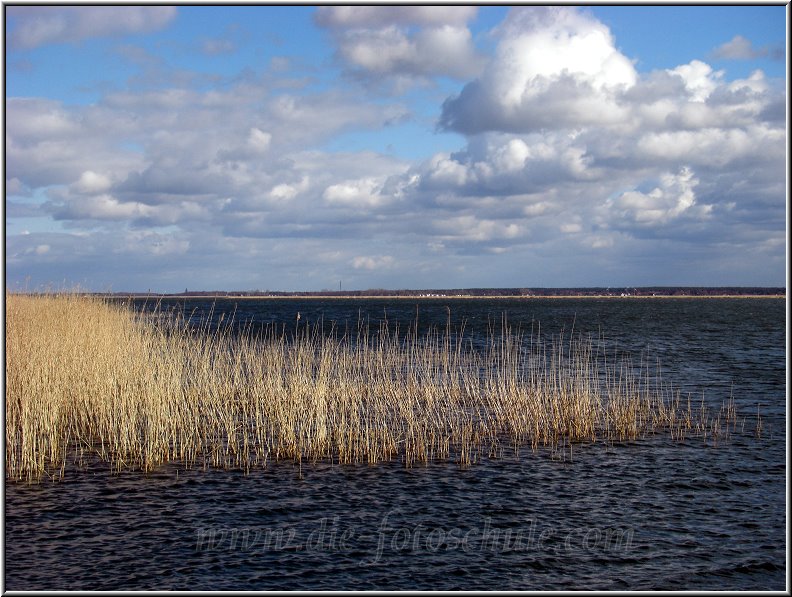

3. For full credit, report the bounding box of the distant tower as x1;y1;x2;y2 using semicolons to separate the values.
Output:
339;280;342;292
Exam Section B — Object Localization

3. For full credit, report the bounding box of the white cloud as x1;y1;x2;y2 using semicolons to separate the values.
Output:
8;6;177;49
413;132;598;198
440;7;636;134
6;98;80;139
493;139;530;172
492;7;636;101
727;69;769;96
420;5;784;271
5;98;147;189
4;5;785;291
635;125;782;167
6;79;411;239
589;236;614;249
422;154;469;188
72;171;113;195
269;178;309;203
335;24;484;81
247;128;272;152
667;60;723;102
53;193;152;222
433;216;521;243
609;167;711;226
50;173;214;226
523;201;554;217
268;93;410;146
316;6;484;84
323;177;385;208
315;6;477;29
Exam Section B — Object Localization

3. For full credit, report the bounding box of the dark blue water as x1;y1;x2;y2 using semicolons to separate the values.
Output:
4;298;786;590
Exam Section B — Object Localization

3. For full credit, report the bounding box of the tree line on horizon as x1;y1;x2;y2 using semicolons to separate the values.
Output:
103;286;785;298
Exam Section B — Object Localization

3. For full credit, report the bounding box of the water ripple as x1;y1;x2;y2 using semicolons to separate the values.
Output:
5;298;785;590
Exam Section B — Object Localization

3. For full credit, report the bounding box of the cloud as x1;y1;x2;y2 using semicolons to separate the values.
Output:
608;167;711;227
119;230;191;256
389;7;784;269
72;171;114;195
316;6;485;85
247;127;272;152
6;177;31;197
336;24;484;81
50;193;211;227
634;125;783;168
560;222;582;234
352;255;395;270
711;35;769;60
6;70;412;252
315;6;477;29
323;178;387;208
201;38;236;56
6;97;81;139
269;178;309;203
440;7;636;134
5;98;148;189
199;23;245;57
5;6;786;291
410;132;599;199
53;193;156;222
667;60;723;102
7;6;177;49
433;216;521;244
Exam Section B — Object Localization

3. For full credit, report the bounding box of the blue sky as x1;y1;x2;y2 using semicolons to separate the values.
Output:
4;5;787;292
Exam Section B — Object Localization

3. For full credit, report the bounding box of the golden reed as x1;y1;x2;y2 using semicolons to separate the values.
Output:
5;292;742;482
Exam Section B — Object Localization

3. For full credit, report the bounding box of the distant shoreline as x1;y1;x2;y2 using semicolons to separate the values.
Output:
14;286;784;300
105;293;785;300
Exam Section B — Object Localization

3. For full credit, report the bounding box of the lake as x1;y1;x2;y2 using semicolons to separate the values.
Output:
4;297;786;590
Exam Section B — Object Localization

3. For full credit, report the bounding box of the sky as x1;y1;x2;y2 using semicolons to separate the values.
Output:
4;4;788;292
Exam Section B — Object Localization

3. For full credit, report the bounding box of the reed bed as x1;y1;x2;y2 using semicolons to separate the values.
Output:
6;292;743;482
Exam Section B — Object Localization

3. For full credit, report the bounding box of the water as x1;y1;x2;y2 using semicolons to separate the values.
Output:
4;298;786;590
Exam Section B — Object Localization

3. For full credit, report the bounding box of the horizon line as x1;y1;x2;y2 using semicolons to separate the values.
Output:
34;285;786;298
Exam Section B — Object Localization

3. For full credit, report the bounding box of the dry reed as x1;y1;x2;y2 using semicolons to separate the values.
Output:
5;292;746;482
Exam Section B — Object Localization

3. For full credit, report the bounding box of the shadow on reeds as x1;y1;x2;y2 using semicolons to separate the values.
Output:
5;292;757;482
